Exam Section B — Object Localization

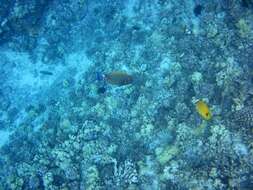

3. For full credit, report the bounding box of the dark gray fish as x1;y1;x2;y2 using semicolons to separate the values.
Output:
40;70;53;75
105;71;133;86
97;86;106;94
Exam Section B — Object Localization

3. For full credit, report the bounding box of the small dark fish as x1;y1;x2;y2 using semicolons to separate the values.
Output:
242;0;253;8
97;86;106;94
132;25;141;31
193;4;203;17
105;71;133;86
40;70;53;75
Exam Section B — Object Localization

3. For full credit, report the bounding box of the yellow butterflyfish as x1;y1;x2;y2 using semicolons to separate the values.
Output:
196;100;212;120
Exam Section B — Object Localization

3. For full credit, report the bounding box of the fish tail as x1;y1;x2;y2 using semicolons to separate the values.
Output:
96;72;105;81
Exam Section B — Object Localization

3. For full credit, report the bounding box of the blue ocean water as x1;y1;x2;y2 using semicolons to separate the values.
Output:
0;0;253;189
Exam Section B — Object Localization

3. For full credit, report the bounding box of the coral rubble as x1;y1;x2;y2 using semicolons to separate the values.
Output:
0;0;253;189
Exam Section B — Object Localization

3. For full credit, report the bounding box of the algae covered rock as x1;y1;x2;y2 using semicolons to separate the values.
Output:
155;145;180;165
86;166;100;190
236;18;253;39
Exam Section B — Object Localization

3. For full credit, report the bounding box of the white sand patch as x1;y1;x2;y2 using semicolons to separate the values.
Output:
2;50;60;95
1;49;91;100
0;130;11;147
65;51;92;83
1;48;92;129
160;56;173;71
124;0;137;18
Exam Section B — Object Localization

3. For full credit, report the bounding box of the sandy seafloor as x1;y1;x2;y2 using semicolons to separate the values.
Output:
0;0;253;189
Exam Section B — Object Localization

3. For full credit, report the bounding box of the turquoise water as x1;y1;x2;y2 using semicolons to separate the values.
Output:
0;0;253;189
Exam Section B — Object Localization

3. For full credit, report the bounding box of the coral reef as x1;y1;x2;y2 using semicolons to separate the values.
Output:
0;0;253;189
